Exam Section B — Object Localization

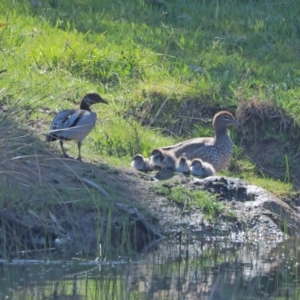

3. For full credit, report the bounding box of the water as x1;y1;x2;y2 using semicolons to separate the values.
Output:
1;238;300;300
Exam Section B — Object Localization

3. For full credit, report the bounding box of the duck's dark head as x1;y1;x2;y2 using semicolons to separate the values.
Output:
191;158;203;167
151;149;164;159
132;154;144;163
81;93;108;110
178;156;188;165
213;111;240;135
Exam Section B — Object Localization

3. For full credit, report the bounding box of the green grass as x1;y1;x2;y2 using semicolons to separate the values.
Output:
0;0;299;199
154;184;224;219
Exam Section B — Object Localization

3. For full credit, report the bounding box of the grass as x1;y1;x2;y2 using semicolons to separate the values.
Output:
0;0;299;190
1;0;300;256
154;183;224;219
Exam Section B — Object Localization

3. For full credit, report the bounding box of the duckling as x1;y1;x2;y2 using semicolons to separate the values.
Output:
131;154;154;171
175;156;190;173
150;149;165;168
46;93;108;160
150;149;176;170
161;111;240;172
190;158;216;177
162;152;177;170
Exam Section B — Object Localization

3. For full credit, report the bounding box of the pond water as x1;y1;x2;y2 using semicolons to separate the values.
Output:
1;237;300;300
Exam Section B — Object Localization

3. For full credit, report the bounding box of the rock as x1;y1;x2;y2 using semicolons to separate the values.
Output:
190;176;300;236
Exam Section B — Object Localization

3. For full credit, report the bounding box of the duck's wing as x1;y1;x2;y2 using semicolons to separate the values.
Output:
161;137;199;151
162;137;214;159
46;109;78;141
49;109;78;131
50;109;98;142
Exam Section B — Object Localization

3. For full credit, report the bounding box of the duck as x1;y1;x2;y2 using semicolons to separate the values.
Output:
131;154;154;171
175;156;190;173
150;149;176;170
150;149;165;169
161;111;239;172
190;158;216;177
46;93;108;160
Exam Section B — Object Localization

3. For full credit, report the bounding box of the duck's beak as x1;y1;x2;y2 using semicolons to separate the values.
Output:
100;98;108;104
231;119;240;126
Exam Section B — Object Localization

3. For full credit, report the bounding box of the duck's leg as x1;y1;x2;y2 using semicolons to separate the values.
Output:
76;141;82;161
59;140;68;157
60;140;74;159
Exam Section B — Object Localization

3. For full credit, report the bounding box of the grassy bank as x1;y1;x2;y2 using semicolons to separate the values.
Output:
0;0;300;255
1;0;299;185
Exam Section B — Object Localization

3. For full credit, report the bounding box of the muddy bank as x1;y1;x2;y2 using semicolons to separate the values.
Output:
134;171;300;242
0;123;299;258
2;151;300;259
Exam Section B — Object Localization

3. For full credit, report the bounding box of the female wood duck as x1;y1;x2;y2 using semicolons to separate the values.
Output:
46;93;108;160
161;111;239;172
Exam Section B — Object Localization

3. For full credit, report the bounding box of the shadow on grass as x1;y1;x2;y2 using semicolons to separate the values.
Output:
0;113;162;259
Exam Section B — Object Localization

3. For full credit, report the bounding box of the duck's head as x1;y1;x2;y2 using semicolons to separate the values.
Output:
81;93;108;109
213;111;240;134
191;158;203;168
178;156;188;165
132;154;145;163
151;149;163;159
131;154;145;169
150;149;165;167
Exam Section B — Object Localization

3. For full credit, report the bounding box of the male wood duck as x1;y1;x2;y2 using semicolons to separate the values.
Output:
46;93;108;160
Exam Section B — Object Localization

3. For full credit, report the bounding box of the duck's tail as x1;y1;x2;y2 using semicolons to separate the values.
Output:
45;133;58;142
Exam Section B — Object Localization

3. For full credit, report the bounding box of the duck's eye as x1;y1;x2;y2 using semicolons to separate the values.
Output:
223;115;231;120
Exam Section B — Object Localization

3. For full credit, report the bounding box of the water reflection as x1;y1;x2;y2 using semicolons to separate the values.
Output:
1;238;300;300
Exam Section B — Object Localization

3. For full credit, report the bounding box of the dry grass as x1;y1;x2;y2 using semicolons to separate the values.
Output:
236;98;293;131
0;116;161;258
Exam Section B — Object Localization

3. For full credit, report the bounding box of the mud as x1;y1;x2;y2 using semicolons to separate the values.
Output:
0;122;299;258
